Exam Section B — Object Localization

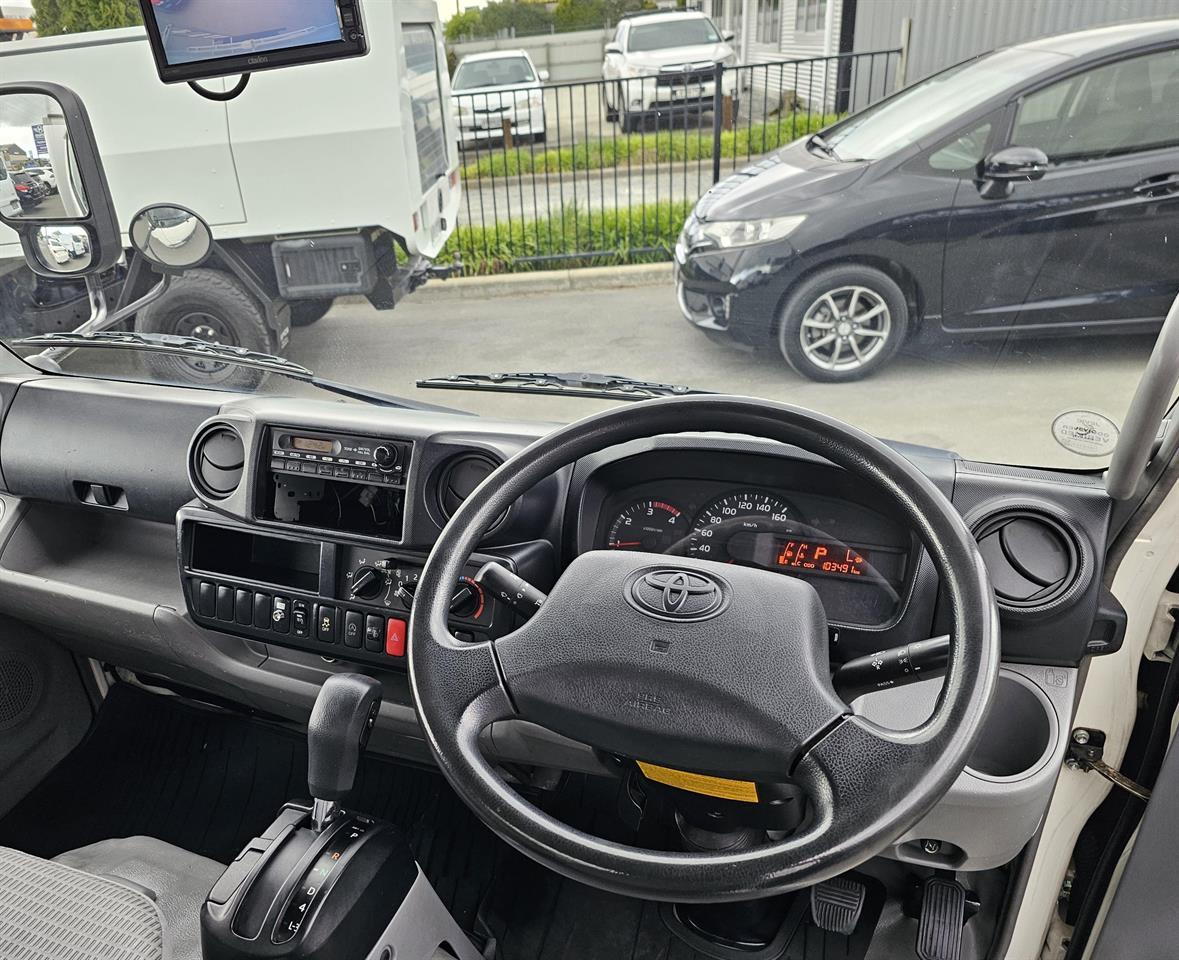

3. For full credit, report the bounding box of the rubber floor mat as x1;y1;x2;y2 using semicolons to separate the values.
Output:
0;683;881;960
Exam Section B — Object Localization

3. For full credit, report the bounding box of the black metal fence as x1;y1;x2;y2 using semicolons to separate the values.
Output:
448;49;901;272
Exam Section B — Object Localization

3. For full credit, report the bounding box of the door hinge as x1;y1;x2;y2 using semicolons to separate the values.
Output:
1065;728;1152;801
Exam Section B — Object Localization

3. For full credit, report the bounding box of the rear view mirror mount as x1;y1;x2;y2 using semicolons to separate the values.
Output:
0;82;121;278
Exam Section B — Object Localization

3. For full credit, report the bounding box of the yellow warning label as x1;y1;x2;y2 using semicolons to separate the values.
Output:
636;762;760;803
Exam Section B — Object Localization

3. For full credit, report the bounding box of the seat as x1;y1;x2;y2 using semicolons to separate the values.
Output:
0;837;224;960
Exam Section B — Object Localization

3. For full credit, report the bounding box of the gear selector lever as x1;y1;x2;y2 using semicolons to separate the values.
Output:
307;673;382;831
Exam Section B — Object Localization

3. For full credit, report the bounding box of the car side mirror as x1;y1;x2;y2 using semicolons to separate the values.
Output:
722;30;736;42
981;146;1049;182
0;82;121;278
604;42;622;56
538;69;550;82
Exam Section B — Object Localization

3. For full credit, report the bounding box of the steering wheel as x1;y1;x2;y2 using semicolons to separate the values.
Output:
409;396;999;901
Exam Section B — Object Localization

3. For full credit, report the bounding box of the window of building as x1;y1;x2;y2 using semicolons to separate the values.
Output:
756;0;781;44
794;0;826;34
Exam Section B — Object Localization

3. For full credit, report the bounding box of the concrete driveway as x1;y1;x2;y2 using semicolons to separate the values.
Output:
277;282;1148;470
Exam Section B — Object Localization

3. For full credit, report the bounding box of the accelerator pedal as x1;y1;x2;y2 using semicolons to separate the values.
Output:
809;876;866;935
916;876;969;960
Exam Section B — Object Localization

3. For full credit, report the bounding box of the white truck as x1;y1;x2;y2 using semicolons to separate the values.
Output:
0;0;460;382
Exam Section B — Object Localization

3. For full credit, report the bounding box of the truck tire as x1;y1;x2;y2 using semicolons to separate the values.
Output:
135;268;271;389
289;298;334;327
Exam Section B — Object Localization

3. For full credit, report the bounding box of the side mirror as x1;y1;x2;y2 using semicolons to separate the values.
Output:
604;42;622;56
129;204;213;271
981;146;1049;182
0;83;121;278
722;30;736;42
538;69;550;82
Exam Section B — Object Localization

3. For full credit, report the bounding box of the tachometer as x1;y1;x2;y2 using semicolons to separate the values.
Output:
688;491;798;568
606;499;686;553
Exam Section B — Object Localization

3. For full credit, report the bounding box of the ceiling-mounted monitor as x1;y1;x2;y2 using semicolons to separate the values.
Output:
138;0;367;85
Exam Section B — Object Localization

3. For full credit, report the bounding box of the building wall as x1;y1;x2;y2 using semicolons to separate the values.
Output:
852;0;1179;84
449;27;612;83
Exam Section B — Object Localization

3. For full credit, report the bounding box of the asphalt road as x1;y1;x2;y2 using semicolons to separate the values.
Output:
273;283;1151;470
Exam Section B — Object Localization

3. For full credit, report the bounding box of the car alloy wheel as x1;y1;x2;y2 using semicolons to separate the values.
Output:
798;285;891;373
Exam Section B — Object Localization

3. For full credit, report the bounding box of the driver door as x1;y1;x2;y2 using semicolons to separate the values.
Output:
942;46;1179;333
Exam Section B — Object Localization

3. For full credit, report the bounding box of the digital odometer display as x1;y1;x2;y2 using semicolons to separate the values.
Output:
775;538;874;579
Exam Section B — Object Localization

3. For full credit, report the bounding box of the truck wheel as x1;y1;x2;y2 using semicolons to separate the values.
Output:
135;268;271;389
777;264;908;383
289;298;334;327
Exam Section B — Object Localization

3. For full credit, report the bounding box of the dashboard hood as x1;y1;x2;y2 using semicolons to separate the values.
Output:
695;140;871;221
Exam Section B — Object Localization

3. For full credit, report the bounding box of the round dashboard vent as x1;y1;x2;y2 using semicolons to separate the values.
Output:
437;452;502;521
972;506;1087;615
190;423;245;501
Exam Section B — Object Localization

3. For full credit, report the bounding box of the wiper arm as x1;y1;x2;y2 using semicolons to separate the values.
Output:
15;331;463;414
807;133;839;160
417;371;713;401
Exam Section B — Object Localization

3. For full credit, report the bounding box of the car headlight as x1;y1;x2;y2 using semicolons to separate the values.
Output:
621;63;657;78
697;215;805;249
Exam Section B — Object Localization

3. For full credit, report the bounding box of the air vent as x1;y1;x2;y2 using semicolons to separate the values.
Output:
190;423;245;501
972;507;1086;615
437;452;502;522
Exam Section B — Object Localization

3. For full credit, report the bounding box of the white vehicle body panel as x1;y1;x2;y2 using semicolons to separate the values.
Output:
0;1;459;263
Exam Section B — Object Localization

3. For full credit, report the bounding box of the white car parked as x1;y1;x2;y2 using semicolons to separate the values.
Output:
602;11;739;132
451;49;548;147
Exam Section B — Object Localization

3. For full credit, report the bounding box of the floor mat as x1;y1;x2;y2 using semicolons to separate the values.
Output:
0;682;882;960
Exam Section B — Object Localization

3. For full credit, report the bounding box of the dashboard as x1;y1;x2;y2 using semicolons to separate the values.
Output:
0;376;1130;872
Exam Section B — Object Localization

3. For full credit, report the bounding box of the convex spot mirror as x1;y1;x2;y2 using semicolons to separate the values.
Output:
130;205;212;271
0;83;121;278
34;224;92;274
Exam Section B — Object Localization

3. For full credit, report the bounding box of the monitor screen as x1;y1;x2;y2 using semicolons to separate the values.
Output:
147;0;346;68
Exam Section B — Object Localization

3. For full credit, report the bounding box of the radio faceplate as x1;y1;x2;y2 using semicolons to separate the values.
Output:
269;428;411;488
260;428;413;540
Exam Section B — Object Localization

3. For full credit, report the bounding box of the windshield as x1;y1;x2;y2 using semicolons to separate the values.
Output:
453;56;536;90
823;47;1065;160
628;19;721;52
0;13;1165;470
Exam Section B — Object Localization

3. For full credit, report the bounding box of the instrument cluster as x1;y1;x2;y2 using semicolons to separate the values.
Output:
591;474;916;628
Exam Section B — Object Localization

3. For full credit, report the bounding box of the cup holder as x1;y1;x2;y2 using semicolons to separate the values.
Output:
966;672;1057;780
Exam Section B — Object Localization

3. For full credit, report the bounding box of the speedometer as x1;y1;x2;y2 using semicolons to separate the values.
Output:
688;491;798;568
606;499;686;553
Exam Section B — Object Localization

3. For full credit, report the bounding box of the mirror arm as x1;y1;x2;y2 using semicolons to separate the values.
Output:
36;273;171;364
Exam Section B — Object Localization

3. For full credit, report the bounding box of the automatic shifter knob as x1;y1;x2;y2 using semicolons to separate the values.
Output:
307;673;382;830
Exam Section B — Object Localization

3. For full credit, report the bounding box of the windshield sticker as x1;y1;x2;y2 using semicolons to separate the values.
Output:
1052;411;1120;457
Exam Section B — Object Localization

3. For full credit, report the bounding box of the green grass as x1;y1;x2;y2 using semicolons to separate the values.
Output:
439;200;693;275
461;113;841;179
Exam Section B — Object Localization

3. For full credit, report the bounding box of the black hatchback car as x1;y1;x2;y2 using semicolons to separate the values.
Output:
676;20;1179;381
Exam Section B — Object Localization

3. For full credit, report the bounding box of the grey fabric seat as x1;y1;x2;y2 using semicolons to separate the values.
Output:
0;838;224;960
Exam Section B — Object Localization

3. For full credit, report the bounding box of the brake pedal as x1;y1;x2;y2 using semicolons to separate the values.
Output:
916;876;969;960
810;876;866;935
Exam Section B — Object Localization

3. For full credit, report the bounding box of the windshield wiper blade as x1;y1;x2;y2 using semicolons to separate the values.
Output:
15;331;463;413
417;371;713;401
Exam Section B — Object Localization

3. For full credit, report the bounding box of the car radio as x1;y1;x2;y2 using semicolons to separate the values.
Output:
269;429;411;486
260;428;413;539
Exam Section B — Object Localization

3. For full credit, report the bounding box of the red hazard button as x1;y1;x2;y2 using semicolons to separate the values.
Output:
385;617;407;657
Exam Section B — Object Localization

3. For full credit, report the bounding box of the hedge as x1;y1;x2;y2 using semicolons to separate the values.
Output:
461;114;840;179
439;200;694;274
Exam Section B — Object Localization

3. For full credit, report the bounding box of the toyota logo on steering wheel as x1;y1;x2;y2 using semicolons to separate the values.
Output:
626;567;730;621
